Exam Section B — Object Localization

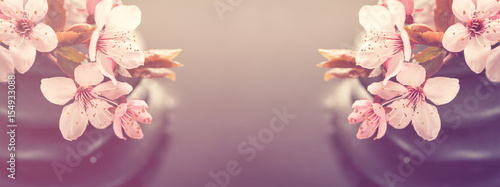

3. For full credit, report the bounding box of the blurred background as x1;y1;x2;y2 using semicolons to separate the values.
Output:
124;0;368;186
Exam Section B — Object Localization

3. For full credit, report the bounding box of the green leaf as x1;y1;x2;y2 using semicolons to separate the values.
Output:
434;0;455;32
421;51;445;78
45;0;66;32
414;47;445;63
55;47;86;63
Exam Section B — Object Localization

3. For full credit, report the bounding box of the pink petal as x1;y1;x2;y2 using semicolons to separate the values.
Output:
94;0;113;30
28;23;57;52
484;21;500;41
348;107;369;124
40;77;77;105
105;38;144;69
412;102;441;141
128;99;149;110
96;51;117;84
464;36;491;73
88;31;99;62
401;29;411;61
383;52;404;84
476;0;500;19
423;77;460;105
0;47;14;82
9;37;36;74
367;80;407;100
59;102;89;141
452;0;475;22
0;21;16;41
134;107;152;124
74;63;104;87
359;5;394;32
25;0;48;22
86;99;113;129
396;63;426;87
105;5;141;32
486;47;500;82
86;0;102;15
372;103;386;117
356;39;395;69
376;119;388;139
113;118;124;139
387;0;406;29
0;0;23;19
356;120;378;139
387;99;413;129
442;23;471;52
123;120;144;139
399;0;414;16
92;80;132;100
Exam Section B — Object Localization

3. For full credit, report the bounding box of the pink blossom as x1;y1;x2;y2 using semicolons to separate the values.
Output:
88;0;143;84
442;0;500;73
86;0;122;16
113;99;151;140
40;63;133;141
356;0;412;84
486;46;500;82
0;47;14;82
348;99;388;140
0;0;58;73
379;0;414;17
367;63;460;140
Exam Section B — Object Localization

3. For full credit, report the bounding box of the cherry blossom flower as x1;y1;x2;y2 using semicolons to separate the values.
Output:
40;63;133;141
442;0;500;73
86;0;122;17
0;0;58;73
89;0;143;84
486;46;500;82
113;99;151;140
0;47;14;82
348;99;388;140
356;0;411;84
379;0;414;17
367;63;460;140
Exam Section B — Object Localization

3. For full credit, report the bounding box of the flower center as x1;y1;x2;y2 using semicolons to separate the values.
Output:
402;87;425;109
15;17;34;36
75;87;98;109
466;19;485;37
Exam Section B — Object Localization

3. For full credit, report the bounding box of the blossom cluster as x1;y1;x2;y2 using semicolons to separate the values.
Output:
0;0;182;141
319;0;500;141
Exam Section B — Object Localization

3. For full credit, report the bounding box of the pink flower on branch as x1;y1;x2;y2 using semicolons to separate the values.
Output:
0;0;57;73
367;64;460;140
442;0;500;73
348;99;388;140
40;63;133;141
113;99;152;140
89;0;143;84
356;0;412;84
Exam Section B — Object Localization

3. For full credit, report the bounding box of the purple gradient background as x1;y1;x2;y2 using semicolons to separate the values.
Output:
125;0;367;186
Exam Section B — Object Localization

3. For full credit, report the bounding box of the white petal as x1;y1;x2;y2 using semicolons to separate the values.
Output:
59;102;89;141
88;31;99;62
387;0;406;29
0;47;14;82
486;46;500;82
25;0;48;22
423;77;460;105
452;0;475;22
356;39;395;69
40;77;77;105
94;0;113;30
93;80;132;100
113;118;124;139
387;99;413;129
368;80;407;100
9;37;36;74
96;51;117;85
442;23;471;52
396;63;426;87
0;0;23;19
105;38;144;69
383;52;404;84
74;63;104;87
359;4;394;32
412;102;440;141
105;5;141;32
28;23;57;52
476;0;500;19
87;99;114;129
464;36;491;73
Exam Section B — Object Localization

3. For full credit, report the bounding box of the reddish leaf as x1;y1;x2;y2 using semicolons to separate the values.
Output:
421;51;445;78
45;0;66;32
56;24;97;47
404;24;444;48
317;49;358;68
128;68;176;81
324;68;372;81
434;0;455;32
414;47;445;63
143;49;184;68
